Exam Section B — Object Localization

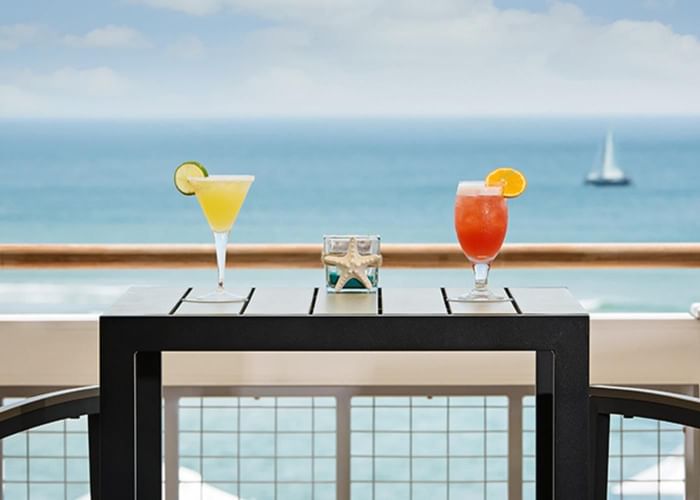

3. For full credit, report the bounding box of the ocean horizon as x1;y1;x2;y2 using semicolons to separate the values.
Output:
1;116;699;313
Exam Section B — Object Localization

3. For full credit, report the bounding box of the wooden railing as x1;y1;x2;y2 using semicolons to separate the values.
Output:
0;242;698;269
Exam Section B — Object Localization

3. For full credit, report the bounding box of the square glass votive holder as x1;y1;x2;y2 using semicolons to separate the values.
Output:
323;235;381;293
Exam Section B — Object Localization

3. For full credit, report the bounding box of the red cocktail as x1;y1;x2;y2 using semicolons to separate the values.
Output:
452;181;509;302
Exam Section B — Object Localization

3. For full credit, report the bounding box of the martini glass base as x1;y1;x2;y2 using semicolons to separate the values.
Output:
448;289;512;303
183;289;248;303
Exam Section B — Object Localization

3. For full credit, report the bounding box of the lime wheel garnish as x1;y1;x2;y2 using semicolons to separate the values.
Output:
174;161;208;195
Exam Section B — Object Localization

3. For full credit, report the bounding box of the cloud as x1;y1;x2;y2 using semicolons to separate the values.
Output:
5;0;700;117
202;0;700;116
167;35;206;59
44;67;132;96
0;68;137;118
13;66;132;97
0;84;48;115
131;0;227;16
64;25;150;49
0;66;136;118
131;0;376;18
0;24;44;50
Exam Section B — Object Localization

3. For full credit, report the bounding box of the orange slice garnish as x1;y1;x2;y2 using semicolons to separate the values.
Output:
485;167;527;198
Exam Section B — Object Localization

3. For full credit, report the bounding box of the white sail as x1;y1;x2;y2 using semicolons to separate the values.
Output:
600;131;625;180
586;130;629;183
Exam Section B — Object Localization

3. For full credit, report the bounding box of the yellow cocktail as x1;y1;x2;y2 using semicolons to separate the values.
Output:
190;176;254;232
174;163;254;303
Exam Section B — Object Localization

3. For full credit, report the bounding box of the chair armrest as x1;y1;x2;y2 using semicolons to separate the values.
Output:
591;384;700;428
0;385;99;439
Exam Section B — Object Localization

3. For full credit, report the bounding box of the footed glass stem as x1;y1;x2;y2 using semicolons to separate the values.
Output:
449;262;511;303
183;231;247;303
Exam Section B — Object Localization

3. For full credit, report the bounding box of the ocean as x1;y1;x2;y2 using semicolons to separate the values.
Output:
1;117;699;313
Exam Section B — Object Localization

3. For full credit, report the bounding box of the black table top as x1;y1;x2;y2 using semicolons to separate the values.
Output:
104;286;586;317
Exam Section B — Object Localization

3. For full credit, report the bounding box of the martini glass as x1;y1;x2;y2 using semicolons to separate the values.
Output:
450;181;509;302
184;175;254;303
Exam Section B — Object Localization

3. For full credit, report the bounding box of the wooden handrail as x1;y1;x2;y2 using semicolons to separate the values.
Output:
0;243;698;269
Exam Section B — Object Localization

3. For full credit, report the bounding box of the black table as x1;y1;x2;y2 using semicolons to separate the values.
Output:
100;286;589;500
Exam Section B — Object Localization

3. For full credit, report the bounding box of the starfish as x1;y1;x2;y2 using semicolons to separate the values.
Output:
322;237;383;291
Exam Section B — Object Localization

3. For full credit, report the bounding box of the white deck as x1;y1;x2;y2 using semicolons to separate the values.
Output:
0;313;697;387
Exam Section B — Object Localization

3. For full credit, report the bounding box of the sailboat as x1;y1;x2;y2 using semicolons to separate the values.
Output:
585;131;631;186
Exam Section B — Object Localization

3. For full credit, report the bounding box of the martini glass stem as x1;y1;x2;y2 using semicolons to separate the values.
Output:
472;262;491;293
213;231;229;291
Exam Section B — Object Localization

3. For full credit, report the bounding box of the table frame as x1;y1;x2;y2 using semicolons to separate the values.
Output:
99;287;589;500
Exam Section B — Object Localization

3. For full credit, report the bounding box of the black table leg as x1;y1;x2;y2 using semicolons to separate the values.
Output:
99;337;135;500
88;414;101;500
536;351;554;500
135;351;162;500
554;332;590;499
590;401;610;500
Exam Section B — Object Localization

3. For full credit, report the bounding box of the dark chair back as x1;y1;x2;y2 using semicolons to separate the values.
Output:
590;385;700;500
0;386;100;499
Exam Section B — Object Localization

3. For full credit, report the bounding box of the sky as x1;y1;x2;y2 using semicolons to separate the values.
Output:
1;0;700;118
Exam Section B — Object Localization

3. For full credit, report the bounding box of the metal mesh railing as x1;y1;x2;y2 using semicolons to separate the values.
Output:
606;415;685;499
1;386;696;500
0;399;90;500
350;395;508;499
177;396;336;500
